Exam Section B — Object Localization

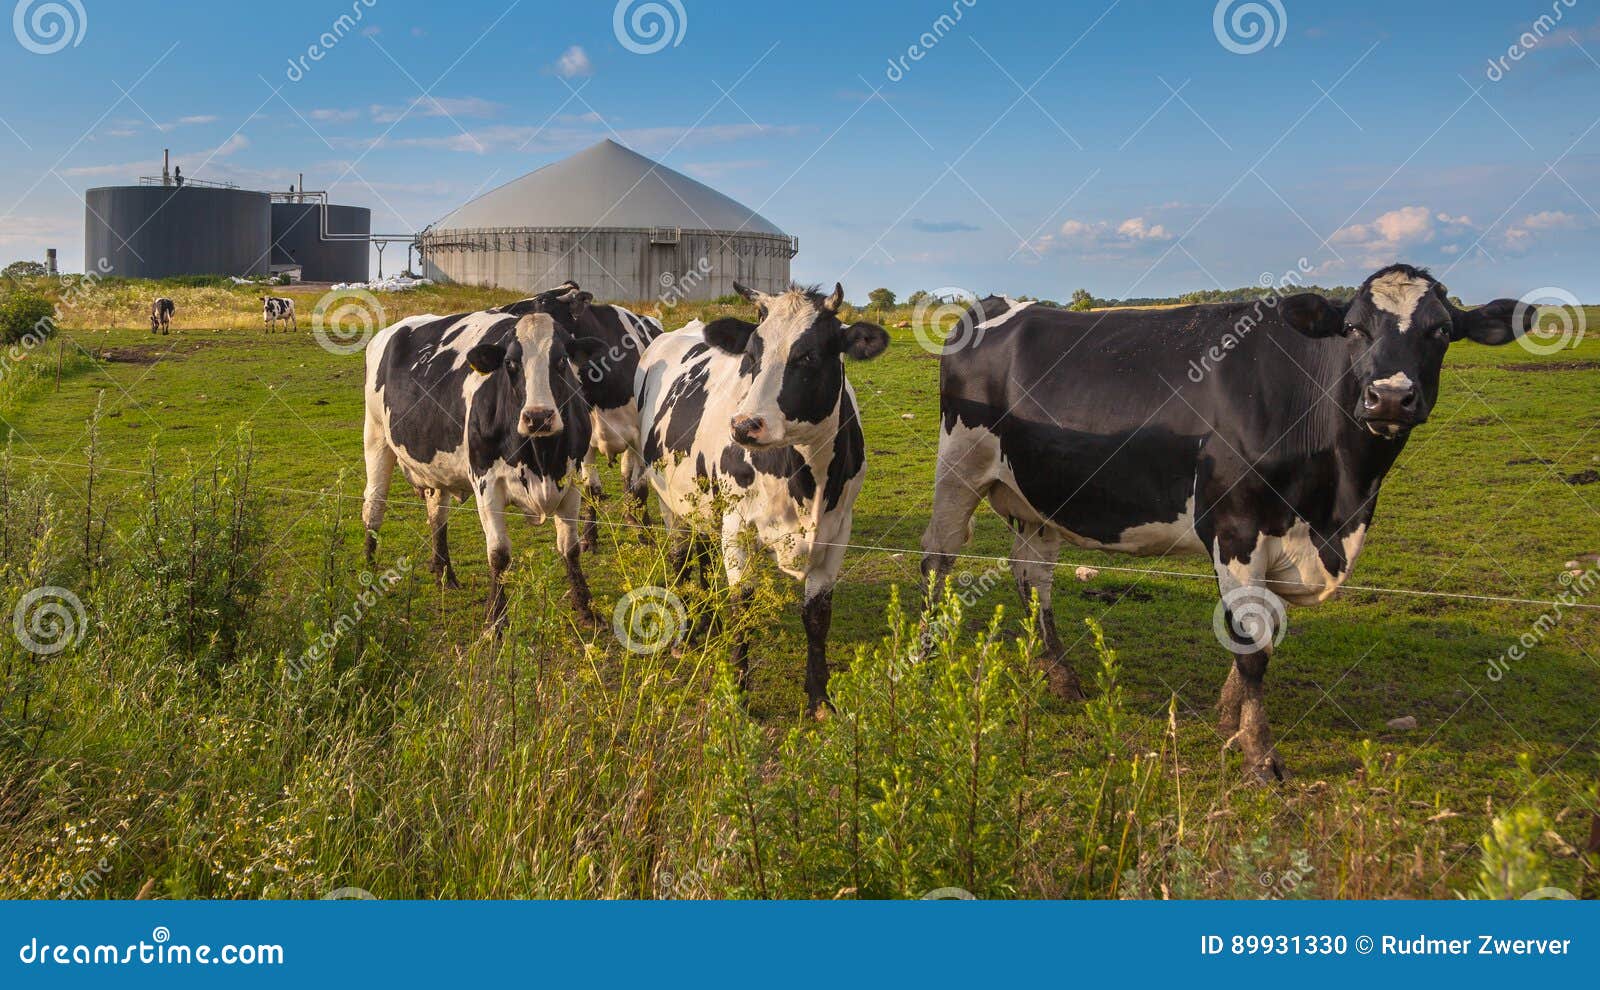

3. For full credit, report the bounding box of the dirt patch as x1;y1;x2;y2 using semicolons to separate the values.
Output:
97;346;170;365
1564;469;1600;486
1499;360;1600;373
1080;584;1154;604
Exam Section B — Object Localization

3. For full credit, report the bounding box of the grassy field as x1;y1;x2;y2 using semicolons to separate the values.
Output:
1;279;1597;899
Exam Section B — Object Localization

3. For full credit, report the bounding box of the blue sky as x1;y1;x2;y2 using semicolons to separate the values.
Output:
2;0;1598;301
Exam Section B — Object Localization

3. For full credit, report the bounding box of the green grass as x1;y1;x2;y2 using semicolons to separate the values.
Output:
0;291;1597;899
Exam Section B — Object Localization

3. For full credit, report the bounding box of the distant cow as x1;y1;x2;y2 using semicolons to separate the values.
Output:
149;297;174;334
920;264;1530;781
261;296;296;331
493;282;663;547
636;283;889;714
362;309;596;626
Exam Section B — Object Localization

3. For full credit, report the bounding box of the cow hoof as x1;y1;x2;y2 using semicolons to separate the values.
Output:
1039;658;1087;702
1244;752;1286;785
580;537;598;554
443;575;462;591
806;701;832;722
574;607;600;630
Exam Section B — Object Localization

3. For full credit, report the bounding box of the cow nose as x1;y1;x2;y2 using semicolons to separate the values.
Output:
1363;382;1419;420
520;407;558;434
731;415;767;444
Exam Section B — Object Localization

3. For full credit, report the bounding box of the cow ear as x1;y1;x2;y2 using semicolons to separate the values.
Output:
732;281;762;305
1280;292;1344;338
466;343;506;374
569;335;607;364
1452;298;1529;345
704;317;756;355
823;282;844;314
841;321;889;361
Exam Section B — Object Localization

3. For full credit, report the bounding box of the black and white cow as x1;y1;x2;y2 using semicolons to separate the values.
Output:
262;296;296;332
149;297;174;334
636;282;889;714
492;282;663;546
920;264;1531;781
362;308;597;626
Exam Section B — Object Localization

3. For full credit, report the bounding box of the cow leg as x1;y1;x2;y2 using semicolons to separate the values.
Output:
424;488;459;589
1011;523;1083;701
578;447;602;553
477;485;513;632
620;447;652;533
361;417;397;565
801;588;834;717
1213;559;1286;783
555;483;597;627
919;447;986;606
722;528;753;694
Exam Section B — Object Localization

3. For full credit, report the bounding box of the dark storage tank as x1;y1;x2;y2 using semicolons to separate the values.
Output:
271;203;371;282
84;186;271;278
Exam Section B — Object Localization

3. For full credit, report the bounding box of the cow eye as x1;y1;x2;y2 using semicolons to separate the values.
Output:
1428;324;1451;341
1342;323;1368;339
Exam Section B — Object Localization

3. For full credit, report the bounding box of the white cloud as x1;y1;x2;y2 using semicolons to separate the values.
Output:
309;108;363;124
350;121;805;156
1504;209;1583;251
550;45;593;79
1028;215;1172;256
369;96;501;124
1328;205;1476;265
154;114;219;133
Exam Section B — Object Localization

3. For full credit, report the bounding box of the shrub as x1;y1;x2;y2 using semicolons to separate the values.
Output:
0;292;56;345
867;287;896;310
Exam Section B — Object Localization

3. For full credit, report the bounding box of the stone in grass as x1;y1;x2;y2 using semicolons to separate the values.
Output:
1074;566;1100;582
1386;715;1419;731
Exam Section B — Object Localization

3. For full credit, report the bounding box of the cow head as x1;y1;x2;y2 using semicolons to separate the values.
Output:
705;282;889;449
1281;264;1531;439
465;313;588;439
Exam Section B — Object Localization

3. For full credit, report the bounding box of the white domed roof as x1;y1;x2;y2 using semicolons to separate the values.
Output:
432;139;785;236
